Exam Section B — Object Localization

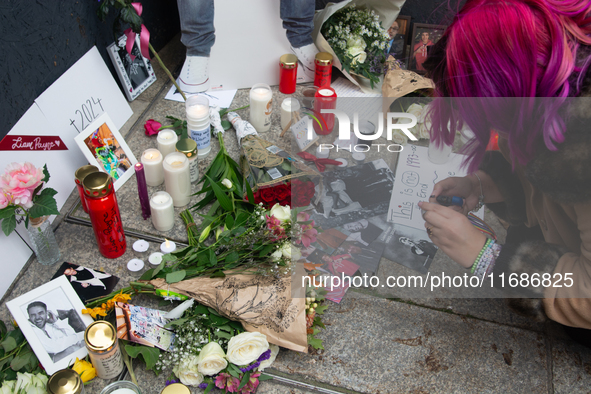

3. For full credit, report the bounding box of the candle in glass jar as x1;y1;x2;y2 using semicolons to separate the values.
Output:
249;83;273;132
157;130;178;158
150;191;174;232
313;87;337;135
162;152;191;207
186;95;211;159
281;98;301;131
141;149;164;186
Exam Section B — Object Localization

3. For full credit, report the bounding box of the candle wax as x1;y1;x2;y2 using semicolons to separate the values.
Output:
110;389;138;394
187;104;209;119
132;240;149;253
161;239;177;253
318;88;334;96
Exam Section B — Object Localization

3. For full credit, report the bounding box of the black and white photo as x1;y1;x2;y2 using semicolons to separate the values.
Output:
6;276;93;375
310;159;395;229
381;223;438;274
52;262;119;303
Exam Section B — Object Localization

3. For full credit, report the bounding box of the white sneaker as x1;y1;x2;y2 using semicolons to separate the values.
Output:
291;43;319;79
177;55;210;93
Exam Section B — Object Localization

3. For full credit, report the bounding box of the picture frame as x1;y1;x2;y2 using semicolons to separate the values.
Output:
74;112;137;191
409;23;447;74
6;276;94;375
386;15;411;64
107;34;157;101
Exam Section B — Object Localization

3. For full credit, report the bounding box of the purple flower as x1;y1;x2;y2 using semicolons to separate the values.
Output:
239;361;261;373
165;379;180;386
198;383;209;389
258;349;272;362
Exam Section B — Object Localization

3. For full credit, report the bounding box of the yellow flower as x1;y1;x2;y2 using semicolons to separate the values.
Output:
112;292;132;304
72;358;96;383
81;307;107;319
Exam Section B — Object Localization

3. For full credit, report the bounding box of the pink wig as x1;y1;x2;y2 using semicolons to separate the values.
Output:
425;0;591;172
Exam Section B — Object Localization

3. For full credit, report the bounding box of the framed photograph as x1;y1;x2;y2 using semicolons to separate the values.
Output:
107;34;157;101
387;15;411;63
6;276;94;375
409;23;447;73
74;113;137;190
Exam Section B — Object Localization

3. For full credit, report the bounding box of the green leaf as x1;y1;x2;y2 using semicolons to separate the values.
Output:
139;268;155;281
245;179;255;204
307;335;324;350
124;344;161;370
258;245;275;257
0;336;16;353
1;215;16;236
39;187;57;197
205;175;233;212
0;320;6;339
213;330;232;340
0;206;17;220
315;304;329;315
10;353;29;371
209;270;225;278
194;304;209;315
238;371;251;390
204;383;215;394
208;249;217;265
225;215;235;230
221;119;232;130
166;270;186;284
29;192;59;218
209;314;229;326
225;252;239;263
42;164;50;183
258;373;274;381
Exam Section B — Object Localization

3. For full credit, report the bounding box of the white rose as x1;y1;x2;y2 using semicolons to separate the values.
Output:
173;355;204;386
269;204;291;223
391;129;409;145
27;387;45;394
271;249;283;262
0;381;15;394
221;178;232;189
406;103;423;120
281;243;301;261
259;344;279;371
226;332;269;366
347;36;366;50
198;342;228;376
31;373;48;388
14;372;33;391
347;47;367;65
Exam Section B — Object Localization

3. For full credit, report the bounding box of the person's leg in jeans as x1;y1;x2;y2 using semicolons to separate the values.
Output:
281;0;318;77
177;0;215;92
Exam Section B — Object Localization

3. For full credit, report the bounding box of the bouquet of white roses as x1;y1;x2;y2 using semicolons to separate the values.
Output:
157;304;277;393
321;5;390;88
0;372;48;394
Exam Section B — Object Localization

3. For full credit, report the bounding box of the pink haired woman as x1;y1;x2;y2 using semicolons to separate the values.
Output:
418;0;591;344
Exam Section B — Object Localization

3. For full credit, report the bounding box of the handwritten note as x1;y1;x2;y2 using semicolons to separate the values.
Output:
387;145;483;230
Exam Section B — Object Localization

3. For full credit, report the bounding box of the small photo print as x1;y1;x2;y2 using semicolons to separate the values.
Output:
310;159;395;229
115;303;175;351
82;122;131;181
52;263;119;303
381;223;438;274
410;23;447;73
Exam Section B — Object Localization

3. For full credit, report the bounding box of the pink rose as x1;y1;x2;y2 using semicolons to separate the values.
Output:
1;162;44;209
0;192;10;209
144;119;162;136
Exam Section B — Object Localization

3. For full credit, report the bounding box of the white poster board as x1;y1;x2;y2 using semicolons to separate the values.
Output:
388;145;483;230
206;0;313;90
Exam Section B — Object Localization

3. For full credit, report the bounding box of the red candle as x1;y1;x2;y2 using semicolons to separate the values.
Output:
314;52;333;88
279;54;298;94
83;172;127;259
74;165;98;213
313;87;337;135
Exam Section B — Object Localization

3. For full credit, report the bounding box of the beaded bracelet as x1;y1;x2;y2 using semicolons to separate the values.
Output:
471;239;502;279
471;239;492;274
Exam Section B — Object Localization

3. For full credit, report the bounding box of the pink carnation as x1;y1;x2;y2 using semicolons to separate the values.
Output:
1;162;44;209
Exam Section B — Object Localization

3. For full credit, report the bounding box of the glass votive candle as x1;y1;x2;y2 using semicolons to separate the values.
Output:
99;380;141;394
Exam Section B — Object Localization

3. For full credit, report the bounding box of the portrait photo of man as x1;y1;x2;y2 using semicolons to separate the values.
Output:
410;24;447;73
27;300;85;362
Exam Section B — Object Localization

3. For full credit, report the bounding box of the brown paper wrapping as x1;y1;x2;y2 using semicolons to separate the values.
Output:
381;58;435;114
148;273;308;353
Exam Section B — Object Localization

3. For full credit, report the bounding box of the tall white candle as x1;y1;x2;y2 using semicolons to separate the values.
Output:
141;149;164;186
157;130;178;158
150;191;175;231
162;152;191;207
249;83;273;132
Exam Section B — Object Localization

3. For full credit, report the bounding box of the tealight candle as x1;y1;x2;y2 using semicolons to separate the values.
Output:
352;152;366;165
162;152;191;207
141;149;164;186
157;130;178;158
335;158;348;170
127;259;144;272
281;98;301;131
316;145;330;159
148;252;163;266
161;239;177;254
249;83;273;132
132;240;149;258
150;191;175;232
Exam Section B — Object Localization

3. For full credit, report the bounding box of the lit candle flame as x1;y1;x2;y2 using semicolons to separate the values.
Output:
165;239;170;248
